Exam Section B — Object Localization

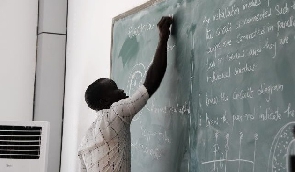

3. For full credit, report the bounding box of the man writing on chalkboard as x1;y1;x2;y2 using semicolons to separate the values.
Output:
78;16;173;172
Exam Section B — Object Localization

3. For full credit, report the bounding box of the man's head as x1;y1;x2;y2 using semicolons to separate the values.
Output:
85;78;128;111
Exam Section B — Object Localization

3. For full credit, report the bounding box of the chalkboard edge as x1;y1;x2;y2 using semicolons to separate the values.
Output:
110;0;166;77
112;0;166;22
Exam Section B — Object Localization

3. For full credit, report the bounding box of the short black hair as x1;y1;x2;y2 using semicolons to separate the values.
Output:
85;78;108;111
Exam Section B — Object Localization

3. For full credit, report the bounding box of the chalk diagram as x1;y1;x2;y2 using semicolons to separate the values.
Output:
127;62;189;160
126;63;148;121
128;63;168;160
201;131;258;172
267;122;295;172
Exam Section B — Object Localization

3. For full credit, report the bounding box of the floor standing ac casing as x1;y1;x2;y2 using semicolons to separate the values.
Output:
0;121;50;172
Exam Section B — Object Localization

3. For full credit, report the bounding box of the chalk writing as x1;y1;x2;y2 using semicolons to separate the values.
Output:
128;23;155;38
212;5;240;22
275;3;290;16
131;141;162;159
284;103;295;117
232;87;255;100
234;62;257;75
236;8;272;29
242;0;262;10
276;15;295;33
206;91;229;106
236;25;273;44
201;102;295;130
198;0;295;171
141;128;171;143
206;67;231;83
146;99;191;115
259;107;281;121
207;39;232;57
257;83;283;102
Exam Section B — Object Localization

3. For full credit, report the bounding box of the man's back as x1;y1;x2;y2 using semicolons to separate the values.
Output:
79;86;149;172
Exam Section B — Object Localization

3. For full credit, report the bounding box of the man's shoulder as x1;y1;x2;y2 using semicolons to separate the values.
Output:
109;85;146;104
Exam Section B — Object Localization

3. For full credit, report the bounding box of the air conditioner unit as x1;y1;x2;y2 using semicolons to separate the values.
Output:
0;121;50;172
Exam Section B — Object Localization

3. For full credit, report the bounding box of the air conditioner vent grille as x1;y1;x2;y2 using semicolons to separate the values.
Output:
0;125;42;159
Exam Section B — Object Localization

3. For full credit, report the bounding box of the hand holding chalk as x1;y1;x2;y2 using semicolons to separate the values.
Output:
157;16;173;42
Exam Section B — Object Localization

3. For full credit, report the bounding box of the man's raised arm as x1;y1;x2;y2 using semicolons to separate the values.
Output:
143;16;173;97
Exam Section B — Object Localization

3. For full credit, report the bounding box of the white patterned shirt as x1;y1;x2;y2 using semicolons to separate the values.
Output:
78;85;149;172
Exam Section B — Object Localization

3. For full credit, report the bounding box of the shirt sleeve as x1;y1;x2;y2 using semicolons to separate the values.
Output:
78;154;87;172
110;85;149;124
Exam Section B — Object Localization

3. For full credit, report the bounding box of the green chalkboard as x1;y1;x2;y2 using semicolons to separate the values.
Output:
111;0;295;171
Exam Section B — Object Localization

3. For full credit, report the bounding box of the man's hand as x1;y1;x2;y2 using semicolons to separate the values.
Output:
157;16;173;42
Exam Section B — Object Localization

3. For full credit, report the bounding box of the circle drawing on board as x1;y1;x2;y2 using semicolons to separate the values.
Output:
126;63;147;121
268;122;295;172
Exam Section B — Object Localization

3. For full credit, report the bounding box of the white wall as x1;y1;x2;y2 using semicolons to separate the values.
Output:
0;0;38;121
60;1;149;171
